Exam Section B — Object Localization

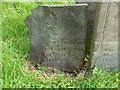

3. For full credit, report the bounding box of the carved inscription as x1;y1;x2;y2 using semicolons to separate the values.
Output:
91;2;118;69
44;37;85;61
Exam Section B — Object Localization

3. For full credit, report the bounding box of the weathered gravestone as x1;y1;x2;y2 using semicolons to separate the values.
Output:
90;2;118;69
75;2;97;50
25;4;88;72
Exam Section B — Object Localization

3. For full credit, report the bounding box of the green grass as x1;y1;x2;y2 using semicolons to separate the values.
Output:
2;2;120;88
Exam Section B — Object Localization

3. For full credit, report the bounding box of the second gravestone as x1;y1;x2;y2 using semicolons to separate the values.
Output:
25;4;88;72
90;2;118;69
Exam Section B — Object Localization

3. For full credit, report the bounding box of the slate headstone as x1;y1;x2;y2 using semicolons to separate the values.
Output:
75;2;97;50
25;4;88;72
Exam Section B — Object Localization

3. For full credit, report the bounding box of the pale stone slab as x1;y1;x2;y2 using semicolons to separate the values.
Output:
25;4;88;72
90;2;118;69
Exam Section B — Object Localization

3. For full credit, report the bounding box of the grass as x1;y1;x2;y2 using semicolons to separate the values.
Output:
2;2;120;88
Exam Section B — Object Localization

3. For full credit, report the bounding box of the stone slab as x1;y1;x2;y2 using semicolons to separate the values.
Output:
25;4;88;72
75;2;97;50
90;2;118;69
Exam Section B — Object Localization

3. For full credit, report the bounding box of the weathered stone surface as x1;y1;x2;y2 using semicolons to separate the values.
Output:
25;4;88;72
90;2;118;69
85;2;96;50
75;2;97;50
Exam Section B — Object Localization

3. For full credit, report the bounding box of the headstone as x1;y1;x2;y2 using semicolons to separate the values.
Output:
25;4;88;72
85;2;96;50
75;2;97;50
90;2;118;69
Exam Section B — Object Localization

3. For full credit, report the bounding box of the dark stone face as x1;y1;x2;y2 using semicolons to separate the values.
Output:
75;2;97;50
25;4;88;72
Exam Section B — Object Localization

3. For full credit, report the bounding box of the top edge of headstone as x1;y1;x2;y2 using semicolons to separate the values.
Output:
38;4;88;7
